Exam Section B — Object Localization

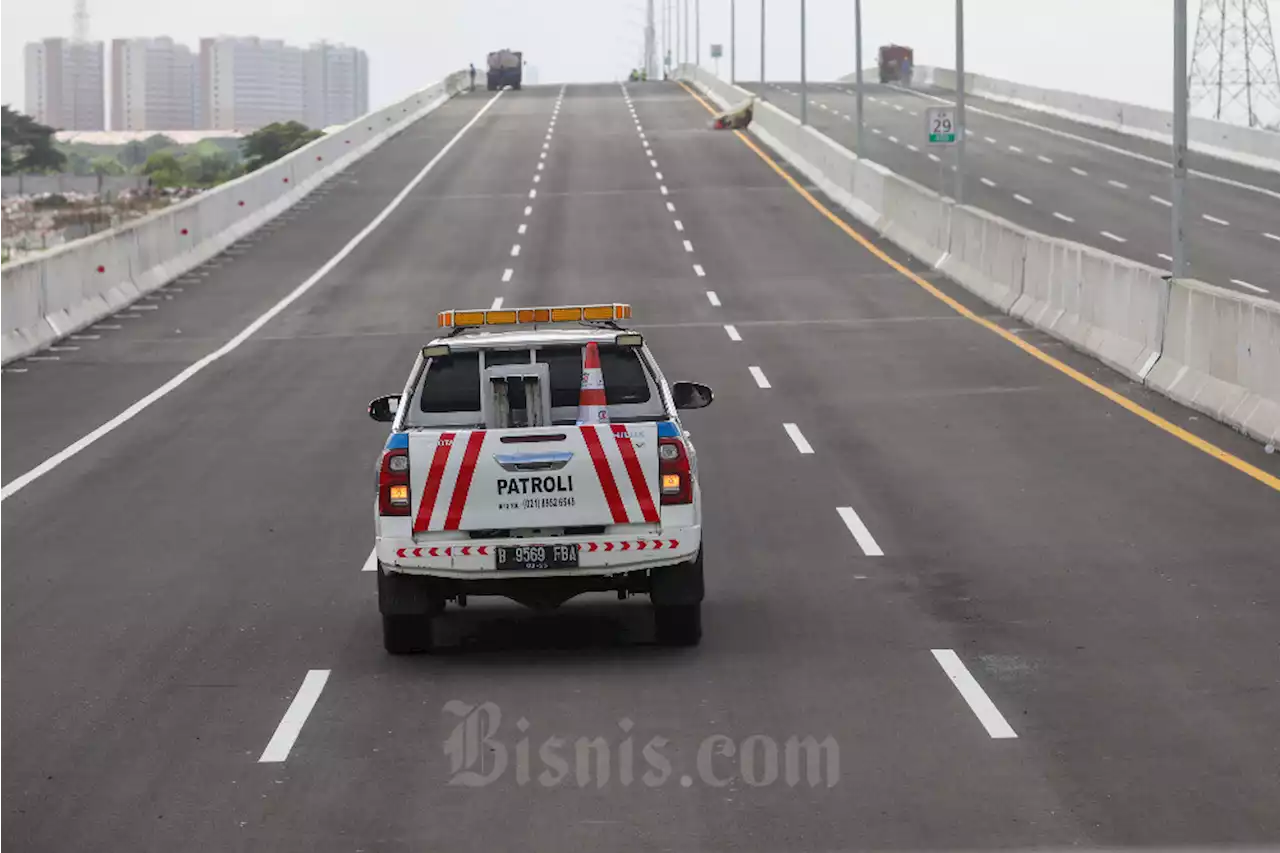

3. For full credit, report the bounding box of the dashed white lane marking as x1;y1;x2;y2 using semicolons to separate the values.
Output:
703;290;720;307
907;144;919;152
980;177;997;187
893;104;903;112
836;506;884;557
724;325;742;341
650;159;659;168
1158;252;1173;263
543;143;549;149
524;205;533;215
1149;194;1172;206
1036;155;1053;163
984;136;997;144
931;650;1018;739
660;185;669;195
490;296;505;310
1231;278;1269;294
115;313;142;319
748;366;772;389
888;135;900;144
783;423;814;455
1108;179;1129;189
666;201;676;212
1202;213;1230;226
510;244;521;257
908;109;918;116
655;171;664;180
26;355;60;361
93;324;121;330
673;220;684;232
1266;232;1280;242
133;304;159;311
872;128;882;135
259;669;332;762
1053;211;1075;223
5;368;29;373
928;153;941;162
537;162;544;171
518;223;527;235
540;151;547;159
502;268;514;282
533;175;541;183
683;239;694;252
1014;194;1033;205
1100;230;1127;243
49;346;80;352
529;189;537;198
693;264;706;277
70;334;100;341
1008;145;1023;153
1071;166;1089;176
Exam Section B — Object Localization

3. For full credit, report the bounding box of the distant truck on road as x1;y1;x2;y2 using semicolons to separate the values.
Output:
877;44;914;84
488;49;523;90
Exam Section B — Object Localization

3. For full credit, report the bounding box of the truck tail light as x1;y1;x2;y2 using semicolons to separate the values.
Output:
379;449;410;515
658;437;692;505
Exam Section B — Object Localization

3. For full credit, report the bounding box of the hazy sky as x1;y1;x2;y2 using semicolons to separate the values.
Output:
3;1;1276;120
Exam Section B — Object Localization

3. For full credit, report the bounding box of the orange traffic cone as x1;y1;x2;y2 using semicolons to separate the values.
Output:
577;341;609;425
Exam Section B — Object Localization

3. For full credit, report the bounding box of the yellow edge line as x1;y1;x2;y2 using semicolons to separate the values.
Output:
678;80;1280;493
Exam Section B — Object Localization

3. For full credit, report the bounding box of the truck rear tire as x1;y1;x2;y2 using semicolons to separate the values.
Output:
382;614;435;654
654;604;701;646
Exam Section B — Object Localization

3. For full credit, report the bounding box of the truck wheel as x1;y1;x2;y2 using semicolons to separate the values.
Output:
654;604;701;646
382;614;435;654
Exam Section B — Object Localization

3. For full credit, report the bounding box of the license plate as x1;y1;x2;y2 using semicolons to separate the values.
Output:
496;544;580;571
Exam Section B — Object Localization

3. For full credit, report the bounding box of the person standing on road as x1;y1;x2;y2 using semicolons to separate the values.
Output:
469;63;477;91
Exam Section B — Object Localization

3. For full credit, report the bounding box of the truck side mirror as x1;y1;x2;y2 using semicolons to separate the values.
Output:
368;394;401;422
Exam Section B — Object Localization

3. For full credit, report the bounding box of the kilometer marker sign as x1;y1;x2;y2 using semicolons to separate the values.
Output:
926;106;957;144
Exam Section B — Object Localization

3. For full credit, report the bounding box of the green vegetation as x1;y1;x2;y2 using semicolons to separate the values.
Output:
2;106;67;174
240;121;324;172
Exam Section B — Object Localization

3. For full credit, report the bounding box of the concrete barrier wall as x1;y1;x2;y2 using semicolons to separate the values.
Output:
2;174;151;197
680;64;1278;446
905;66;1280;173
2;69;470;364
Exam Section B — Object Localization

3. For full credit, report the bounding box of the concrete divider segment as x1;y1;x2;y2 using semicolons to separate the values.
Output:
681;65;1278;446
2;71;468;365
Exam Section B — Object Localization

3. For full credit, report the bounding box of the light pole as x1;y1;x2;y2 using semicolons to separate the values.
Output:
684;0;690;67
696;0;701;68
760;0;766;84
800;0;808;124
854;0;864;155
954;0;966;203
1173;0;1188;278
730;0;736;82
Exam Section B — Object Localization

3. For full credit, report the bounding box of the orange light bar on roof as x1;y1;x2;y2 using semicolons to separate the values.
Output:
437;304;632;328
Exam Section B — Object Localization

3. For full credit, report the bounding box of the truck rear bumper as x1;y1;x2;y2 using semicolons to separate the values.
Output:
377;527;700;580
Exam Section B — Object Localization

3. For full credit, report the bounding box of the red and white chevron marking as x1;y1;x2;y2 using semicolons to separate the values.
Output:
395;539;680;560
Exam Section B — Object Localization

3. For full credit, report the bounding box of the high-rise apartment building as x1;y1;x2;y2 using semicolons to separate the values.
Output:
198;36;305;131
110;37;197;130
304;42;370;128
24;37;105;130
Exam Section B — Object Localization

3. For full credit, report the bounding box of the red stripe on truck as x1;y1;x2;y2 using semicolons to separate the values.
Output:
611;423;659;523
444;431;487;530
580;425;629;524
412;432;456;533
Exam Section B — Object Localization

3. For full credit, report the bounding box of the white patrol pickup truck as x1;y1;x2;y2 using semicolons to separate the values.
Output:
367;302;713;654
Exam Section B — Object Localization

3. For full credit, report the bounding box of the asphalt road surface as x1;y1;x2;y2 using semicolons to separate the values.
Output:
740;80;1280;300
4;81;1280;853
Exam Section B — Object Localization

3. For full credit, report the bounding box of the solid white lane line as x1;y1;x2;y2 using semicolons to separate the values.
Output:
931;650;1018;739
1231;278;1269;294
748;366;771;389
693;264;706;277
1036;154;1053;163
518;223;527;235
511;244;521;256
490;296;504;309
1202;213;1230;226
259;670;332;762
502;268;514;282
1108;179;1129;189
1150;194;1172;206
683;239;694;252
836;506;884;556
1008;145;1023;153
673;220;684;231
524;205;533;215
1100;230;1127;243
1014;194;1032;205
1070;166;1088;176
724;325;742;341
783;423;814;454
980;177;997;187
666;201;676;212
1;91;508;502
1053;211;1075;223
